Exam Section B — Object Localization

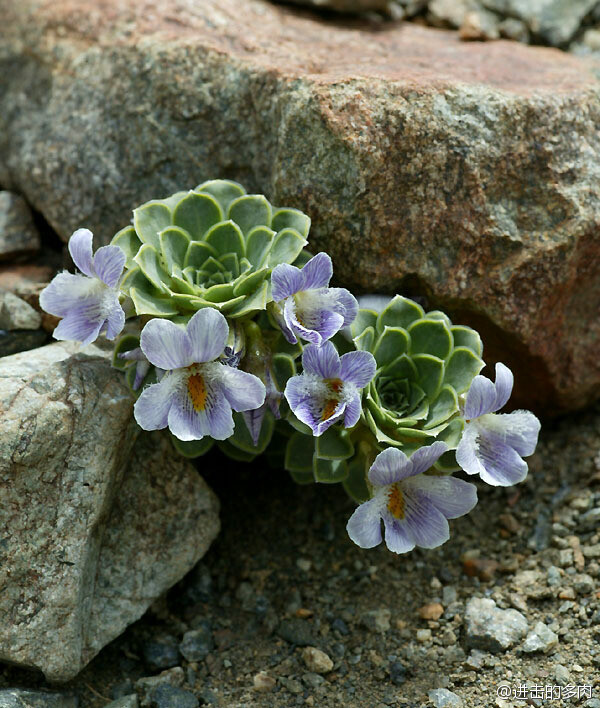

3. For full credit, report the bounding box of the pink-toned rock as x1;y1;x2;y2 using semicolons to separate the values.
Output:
1;0;599;412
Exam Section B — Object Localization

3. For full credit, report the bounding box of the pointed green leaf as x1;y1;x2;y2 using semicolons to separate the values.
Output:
228;411;275;455
246;226;275;267
343;457;370;503
184;241;217;269
172;192;223;240
120;266;153;295
133;202;172;250
214;294;246;314
373;326;410;367
202;256;226;274
171;436;214;459
350;308;378;339
353;326;375;352
377;295;424;333
233;267;268;297
423;384;459;429
272;352;296;390
413;353;444;398
239;257;252;274
433;449;461;473
313;457;348;484
111;226;141;269
202;283;235;303
204;220;245;257
169;265;197;295
268;228;308;267
436;417;465;447
315;426;355;461
220;252;240;279
289;468;315;485
196;179;246;212
408;319;453;360
134;244;171;292
285;431;314;473
424;310;451;325
451;325;483;357
444;347;485;393
385;353;419;380
159;226;190;273
271;207;311;239
130;287;178;316
228;194;272;235
227;280;269;317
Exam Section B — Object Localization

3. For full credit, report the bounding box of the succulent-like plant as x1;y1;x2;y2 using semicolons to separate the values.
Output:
111;179;310;319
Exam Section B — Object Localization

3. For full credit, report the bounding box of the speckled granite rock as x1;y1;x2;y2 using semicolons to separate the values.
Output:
1;0;600;413
0;689;78;707
0;341;220;682
0;192;40;263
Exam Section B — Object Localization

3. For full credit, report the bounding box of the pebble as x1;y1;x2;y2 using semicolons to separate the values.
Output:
142;636;180;671
557;549;574;567
277;618;316;646
361;608;391;633
301;646;333;674
105;697;139;708
135;667;185;706
418;602;443;620
179;624;214;662
301;672;326;689
464;598;528;653
296;558;312;572
0;291;42;330
148;685;198;708
584;699;600;708
416;628;432;643
464;649;485;670
0;690;78;707
554;664;570;685
579;508;600;531
583;544;600;558
331;618;349;635
521;621;558;654
498;17;529;42
279;677;303;695
442;586;457;605
546;566;561;586
388;660;408;685
428;687;463;707
441;629;457;646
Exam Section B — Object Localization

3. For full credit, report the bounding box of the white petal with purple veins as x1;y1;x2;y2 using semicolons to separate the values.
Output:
368;447;407;486
339;350;376;388
403;474;478;519
492;362;514;412
217;365;266;411
39;273;102;317
104;295;126;339
186;308;229;363
68;228;96;277
485;410;540;457
346;497;385;549
381;515;416;554
343;391;362;428
134;373;182;431
302;342;341;379
93;244;126;288
407;441;448;477
53;310;104;346
401;489;450;548
300;252;333;290
463;374;498;419
271;263;304;301
329;287;358;326
140;318;191;370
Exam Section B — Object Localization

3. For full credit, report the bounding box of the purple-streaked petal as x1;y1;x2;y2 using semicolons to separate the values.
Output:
134;375;180;431
218;366;266;411
340;350;376;389
93;244;126;288
330;287;358;326
381;515;415;554
343;391;362;428
185;308;229;363
167;380;234;441
294;398;345;436
346;497;384;549
401;491;450;548
271;263;303;301
204;387;235;439
140;318;191;370
68;228;96;277
406;441;449;477
118;347;146;362
284;375;310;412
104;296;125;340
53;310;104;346
39;272;101;317
368;447;408;486
492;362;514;412
285;296;345;346
492;411;541;456
302;341;341;378
403;474;478;519
463;374;498;419
300;252;332;290
133;360;151;390
456;423;528;486
242;406;266;446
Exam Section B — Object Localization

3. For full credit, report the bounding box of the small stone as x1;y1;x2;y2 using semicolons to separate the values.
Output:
0;291;42;330
554;664;570;685
416;628;432;643
418;602;444;620
465;598;528;653
442;586;458;605
581;29;600;51
462;556;498;581
498;17;529;42
428;0;474;28
301;646;333;674
361;608;391;633
278;677;303;695
521;622;558;654
441;629;457;646
579;508;600;531
277;618;316;646
428;687;463;707
464;649;485;670
0;690;78;707
498;513;521;534
148;685;198;708
142;636;180;672
558;587;576;600
557;549;574;567
179;624;214;662
106;697;139;708
253;672;276;692
573;573;595;594
0;192;41;261
296;558;312;572
301;672;325;689
135;667;185;706
459;9;499;41
584;699;600;708
389;660;408;685
546;566;562;586
583;544;600;558
331;618;349;635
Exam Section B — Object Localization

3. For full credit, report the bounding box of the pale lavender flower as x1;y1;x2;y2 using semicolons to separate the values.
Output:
39;228;126;345
242;367;282;446
271;252;358;346
456;363;541;487
346;442;477;554
134;308;266;441
284;341;376;436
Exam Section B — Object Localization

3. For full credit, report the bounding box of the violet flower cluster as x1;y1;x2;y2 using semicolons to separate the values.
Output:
40;180;541;555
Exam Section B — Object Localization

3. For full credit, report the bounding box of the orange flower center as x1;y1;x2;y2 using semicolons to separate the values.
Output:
387;485;406;519
187;373;207;411
321;378;344;421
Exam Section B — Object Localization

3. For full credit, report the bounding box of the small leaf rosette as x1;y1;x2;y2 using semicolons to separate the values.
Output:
113;179;310;319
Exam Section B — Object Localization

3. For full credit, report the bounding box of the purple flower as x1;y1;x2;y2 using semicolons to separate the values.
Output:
134;308;266;441
456;363;541;487
39;228;126;346
346;442;477;554
271;252;358;346
242;367;282;446
284;341;376;436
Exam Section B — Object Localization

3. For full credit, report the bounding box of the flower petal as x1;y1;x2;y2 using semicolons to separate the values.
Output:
340;350;376;388
368;447;408;487
492;362;514;412
302;341;341;379
242;406;266;446
493;410;541;457
329;287;358;326
271;263;303;301
300;252;332;290
104;296;125;340
284;374;311;412
463;374;498;419
343;391;362;428
217;366;266;411
68;228;96;277
53;310;104;346
186;308;229;363
403;474;478;519
93;244;126;288
406;441;448;477
39;272;101;317
456;422;528;486
381;515;415;554
346;498;384;549
401;491;450;548
134;375;180;431
140;318;191;370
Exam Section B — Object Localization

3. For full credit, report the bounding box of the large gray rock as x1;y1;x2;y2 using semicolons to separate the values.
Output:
1;0;600;413
0;192;40;262
0;341;220;681
0;690;78;708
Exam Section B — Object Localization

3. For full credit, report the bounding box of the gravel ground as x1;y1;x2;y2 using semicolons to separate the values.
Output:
2;403;600;707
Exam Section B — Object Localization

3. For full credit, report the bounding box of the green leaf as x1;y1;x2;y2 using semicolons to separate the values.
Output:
315;427;355;461
285;431;314;473
451;325;483;357
120;266;152;296
423;384;459;429
171;436;214;459
133;202;172;250
373;326;410;367
204;220;245;258
246;226;275;267
172;192;223;240
111;226;141;269
228;194;272;235
424;310;451;325
227;280;269;317
353;327;375;352
184;241;217;269
444;347;484;393
313;457;348;484
272;352;296;390
268;228;308;267
377;295;424;333
385;353;418;381
202;256;226;275
202;283;235;303
196;179;246;212
271;207;311;239
233;267;268;297
408;319;453;360
111;334;141;370
413;354;444;399
292;249;314;268
212;294;246;314
130;286;179;316
433;450;461;473
350;309;378;339
228;411;275;455
343;457;370;503
436;417;465;447
159;227;190;273
220;252;240;279
289;468;315;485
217;440;257;462
134;244;171;292
169;266;197;295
